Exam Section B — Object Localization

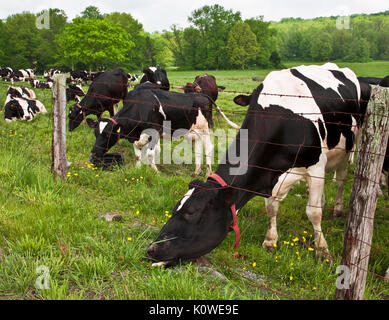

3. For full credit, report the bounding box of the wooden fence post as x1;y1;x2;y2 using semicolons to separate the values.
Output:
335;85;389;300
51;73;69;180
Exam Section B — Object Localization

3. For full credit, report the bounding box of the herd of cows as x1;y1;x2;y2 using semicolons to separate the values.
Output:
1;63;388;270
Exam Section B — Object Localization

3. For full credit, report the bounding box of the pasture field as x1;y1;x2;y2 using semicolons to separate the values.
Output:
0;61;388;300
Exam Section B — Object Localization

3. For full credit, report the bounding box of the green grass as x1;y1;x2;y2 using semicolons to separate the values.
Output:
0;61;388;300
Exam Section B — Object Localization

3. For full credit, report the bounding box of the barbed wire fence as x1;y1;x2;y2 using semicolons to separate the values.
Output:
2;75;388;299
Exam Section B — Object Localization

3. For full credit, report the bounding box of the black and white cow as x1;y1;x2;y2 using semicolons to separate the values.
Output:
0;67;13;78
69;70;88;83
140;66;170;91
68;68;128;131
146;63;373;267
5;86;36;101
90;82;239;175
44;69;61;78
66;84;86;103
30;79;53;89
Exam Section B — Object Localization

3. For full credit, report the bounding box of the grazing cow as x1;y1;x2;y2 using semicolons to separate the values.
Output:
90;83;238;175
68;68;128;131
140;66;170;90
66;84;85;103
146;63;373;267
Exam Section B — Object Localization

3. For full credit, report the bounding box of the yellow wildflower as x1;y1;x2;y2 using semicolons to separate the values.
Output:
308;247;314;252
252;262;257;267
293;237;299;242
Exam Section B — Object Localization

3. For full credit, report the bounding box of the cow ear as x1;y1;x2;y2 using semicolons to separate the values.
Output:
233;95;251;106
188;179;207;190
217;86;226;91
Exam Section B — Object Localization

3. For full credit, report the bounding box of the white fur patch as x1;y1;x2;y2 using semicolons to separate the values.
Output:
176;188;195;211
149;66;157;73
99;121;108;134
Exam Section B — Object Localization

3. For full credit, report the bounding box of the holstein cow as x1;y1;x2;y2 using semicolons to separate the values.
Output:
30;79;53;89
89;83;239;175
0;67;13;78
4;86;46;122
140;66;170;91
66;84;86;103
68;68;128;131
146;63;372;267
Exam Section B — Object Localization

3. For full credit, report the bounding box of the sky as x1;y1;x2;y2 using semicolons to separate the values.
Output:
0;0;388;32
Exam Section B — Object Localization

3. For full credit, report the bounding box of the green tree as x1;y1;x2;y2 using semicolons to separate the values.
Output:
3;12;43;68
310;32;333;61
227;22;257;70
81;6;103;20
188;4;241;69
104;12;146;69
245;16;279;67
57;17;134;70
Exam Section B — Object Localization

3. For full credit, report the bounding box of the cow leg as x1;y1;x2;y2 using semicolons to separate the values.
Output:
333;158;348;217
147;137;160;173
262;169;305;251
133;133;151;168
306;160;329;258
193;133;203;176
202;130;213;176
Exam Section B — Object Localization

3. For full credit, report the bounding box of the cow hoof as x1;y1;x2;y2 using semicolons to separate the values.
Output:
262;240;277;252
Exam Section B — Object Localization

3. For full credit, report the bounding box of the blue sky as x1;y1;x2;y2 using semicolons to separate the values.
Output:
1;0;388;32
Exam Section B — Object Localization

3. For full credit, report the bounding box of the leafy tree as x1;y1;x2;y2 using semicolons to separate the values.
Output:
104;12;146;69
57;17;134;70
3;12;43;68
227;22;257;70
310;32;333;61
188;4;241;69
81;6;103;20
245;16;279;67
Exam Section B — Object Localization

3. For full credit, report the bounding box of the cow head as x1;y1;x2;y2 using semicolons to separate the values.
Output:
140;66;170;90
68;103;86;131
183;82;202;94
146;179;235;267
4;99;27;121
89;118;121;166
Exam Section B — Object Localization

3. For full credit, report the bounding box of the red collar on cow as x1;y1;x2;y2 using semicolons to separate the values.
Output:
208;173;240;249
109;117;121;145
109;117;118;125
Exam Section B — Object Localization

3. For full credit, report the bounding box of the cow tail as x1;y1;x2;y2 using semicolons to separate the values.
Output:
202;94;240;130
212;101;240;130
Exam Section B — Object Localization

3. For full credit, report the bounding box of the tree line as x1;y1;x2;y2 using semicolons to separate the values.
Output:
0;5;388;72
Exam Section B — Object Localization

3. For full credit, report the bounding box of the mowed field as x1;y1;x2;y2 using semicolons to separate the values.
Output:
0;61;388;300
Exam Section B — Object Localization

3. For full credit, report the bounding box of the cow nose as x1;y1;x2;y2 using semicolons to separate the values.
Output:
147;244;157;259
